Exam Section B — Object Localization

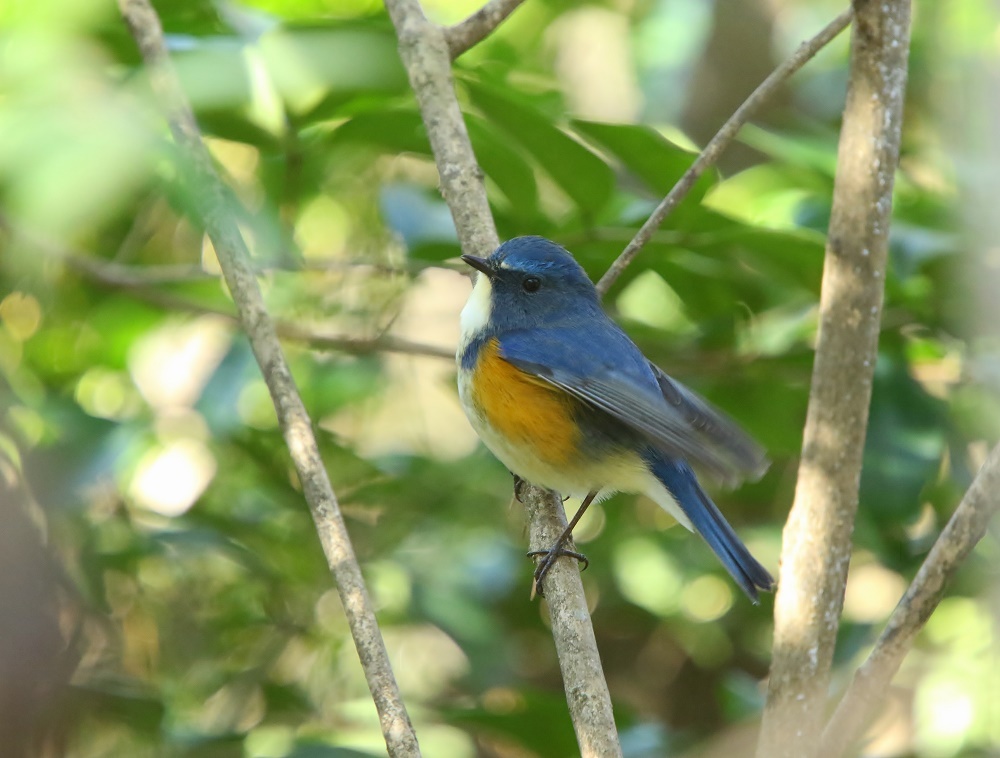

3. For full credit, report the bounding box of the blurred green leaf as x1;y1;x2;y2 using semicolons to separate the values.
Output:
738;124;839;177
444;690;579;757
467;116;540;217
284;745;383;758
860;352;948;529
572;120;715;200
261;21;408;122
71;680;165;733
329;108;430;153
330;109;539;215
464;80;615;215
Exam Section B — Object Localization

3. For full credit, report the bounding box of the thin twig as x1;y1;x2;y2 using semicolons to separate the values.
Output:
279;323;454;360
444;0;525;59
595;7;854;297
1;214;442;283
55;258;438;284
116;1;421;755
384;0;622;754
756;2;912;756
817;443;1000;758
1;224;455;360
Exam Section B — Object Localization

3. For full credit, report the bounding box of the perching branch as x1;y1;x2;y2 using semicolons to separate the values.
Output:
384;0;623;754
817;443;1000;758
757;2;912;756
116;1;421;756
444;0;525;59
596;7;854;297
522;494;624;758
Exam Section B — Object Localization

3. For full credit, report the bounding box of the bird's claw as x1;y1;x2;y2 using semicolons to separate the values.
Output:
526;546;589;598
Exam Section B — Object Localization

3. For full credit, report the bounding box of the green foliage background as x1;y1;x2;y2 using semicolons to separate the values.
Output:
1;0;998;756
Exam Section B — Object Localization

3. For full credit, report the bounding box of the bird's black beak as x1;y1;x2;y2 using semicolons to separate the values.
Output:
461;254;495;279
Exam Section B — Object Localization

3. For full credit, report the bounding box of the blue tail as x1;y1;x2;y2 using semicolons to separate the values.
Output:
648;456;774;603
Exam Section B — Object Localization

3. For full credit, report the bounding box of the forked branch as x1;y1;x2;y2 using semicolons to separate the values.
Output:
818;444;1000;758
757;1;912;755
444;0;525;59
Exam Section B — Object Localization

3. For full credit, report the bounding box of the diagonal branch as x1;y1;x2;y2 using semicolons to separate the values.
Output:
756;2;912;756
385;1;622;755
444;0;525;59
116;1;421;755
817;443;1000;758
596;7;853;297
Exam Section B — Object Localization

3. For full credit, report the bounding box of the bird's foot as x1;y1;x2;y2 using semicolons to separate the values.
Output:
526;543;589;599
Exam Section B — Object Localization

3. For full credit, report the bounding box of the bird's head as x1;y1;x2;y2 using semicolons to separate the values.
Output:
459;236;600;338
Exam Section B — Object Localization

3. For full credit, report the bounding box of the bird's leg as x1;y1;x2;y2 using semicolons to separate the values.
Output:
527;490;598;598
511;473;527;503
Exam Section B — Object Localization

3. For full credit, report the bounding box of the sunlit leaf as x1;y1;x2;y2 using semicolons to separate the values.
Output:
573;119;716;200
464;81;615;215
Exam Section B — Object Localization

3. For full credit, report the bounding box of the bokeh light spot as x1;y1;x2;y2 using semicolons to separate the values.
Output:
75;367;137;420
129;316;231;410
681;574;734;622
843;561;906;623
0;291;42;341
129;438;217;516
614;536;682;616
616;270;693;332
915;676;975;757
296;195;350;258
573;501;606;543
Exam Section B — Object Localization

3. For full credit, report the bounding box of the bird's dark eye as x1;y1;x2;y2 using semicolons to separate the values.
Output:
522;276;541;293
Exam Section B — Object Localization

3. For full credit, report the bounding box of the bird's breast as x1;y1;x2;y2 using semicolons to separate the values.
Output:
461;337;582;469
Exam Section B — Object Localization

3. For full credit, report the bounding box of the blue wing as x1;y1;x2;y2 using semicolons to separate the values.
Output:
497;322;767;486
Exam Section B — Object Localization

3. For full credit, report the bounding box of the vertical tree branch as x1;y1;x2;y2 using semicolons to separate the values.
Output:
116;1;421;755
384;1;622;754
756;2;912;756
817;443;1000;758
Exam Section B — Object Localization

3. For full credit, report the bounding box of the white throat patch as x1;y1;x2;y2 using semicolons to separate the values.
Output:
458;272;493;353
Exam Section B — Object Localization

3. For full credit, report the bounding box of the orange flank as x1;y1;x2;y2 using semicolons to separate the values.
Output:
471;338;581;466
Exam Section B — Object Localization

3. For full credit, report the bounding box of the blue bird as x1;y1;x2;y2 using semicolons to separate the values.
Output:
457;236;774;602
